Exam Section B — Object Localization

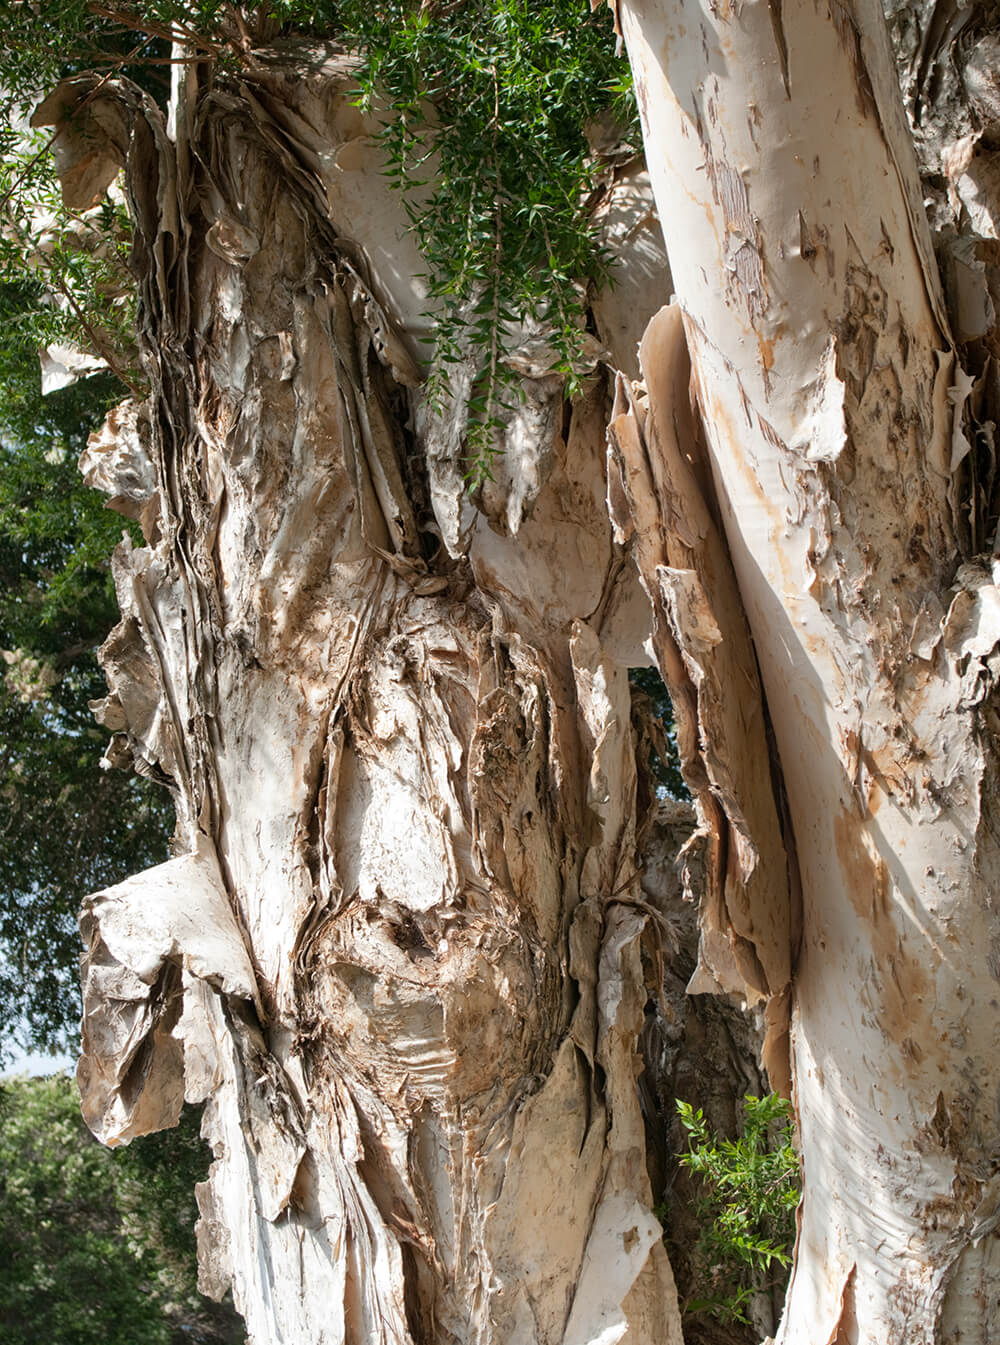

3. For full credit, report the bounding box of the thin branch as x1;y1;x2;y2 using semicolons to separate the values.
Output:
86;3;226;53
485;63;502;435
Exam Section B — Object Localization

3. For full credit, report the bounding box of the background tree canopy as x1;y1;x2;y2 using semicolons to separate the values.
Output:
0;1073;243;1344
0;339;173;1058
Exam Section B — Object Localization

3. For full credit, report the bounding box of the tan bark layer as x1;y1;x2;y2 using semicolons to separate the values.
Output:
607;304;795;1095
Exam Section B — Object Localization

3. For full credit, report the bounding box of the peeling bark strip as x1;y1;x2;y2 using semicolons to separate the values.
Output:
620;0;1000;1340
66;55;685;1345
607;304;794;1092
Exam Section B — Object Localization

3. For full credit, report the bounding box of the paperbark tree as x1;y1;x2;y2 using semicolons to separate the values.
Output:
52;1;1000;1343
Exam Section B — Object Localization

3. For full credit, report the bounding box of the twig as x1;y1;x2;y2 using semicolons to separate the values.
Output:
86;3;226;53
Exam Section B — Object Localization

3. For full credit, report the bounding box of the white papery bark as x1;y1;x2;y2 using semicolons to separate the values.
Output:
616;0;1000;1339
61;51;693;1345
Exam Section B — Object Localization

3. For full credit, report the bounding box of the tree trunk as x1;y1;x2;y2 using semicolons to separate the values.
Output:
68;52;692;1345
616;0;1000;1339
64;2;1000;1341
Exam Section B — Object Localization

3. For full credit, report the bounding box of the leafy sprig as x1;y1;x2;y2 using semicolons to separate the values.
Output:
675;1093;800;1326
322;0;636;478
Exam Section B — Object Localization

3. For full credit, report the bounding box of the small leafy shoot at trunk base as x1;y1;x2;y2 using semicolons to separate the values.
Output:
675;1093;799;1326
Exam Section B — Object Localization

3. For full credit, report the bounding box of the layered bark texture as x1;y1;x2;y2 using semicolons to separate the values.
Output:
617;0;1000;1339
61;1;1000;1339
63;52;698;1345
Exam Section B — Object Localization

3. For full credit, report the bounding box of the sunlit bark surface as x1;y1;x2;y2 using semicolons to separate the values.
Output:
618;0;1000;1339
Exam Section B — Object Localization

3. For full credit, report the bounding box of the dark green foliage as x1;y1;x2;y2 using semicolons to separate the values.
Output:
629;666;689;799
0;291;172;1059
0;1072;243;1345
0;688;173;1054
112;1102;234;1323
0;363;123;659
0;2;172;114
675;1094;799;1326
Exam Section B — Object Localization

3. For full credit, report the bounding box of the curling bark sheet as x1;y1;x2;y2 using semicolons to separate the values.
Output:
617;0;1000;1339
68;54;684;1345
607;306;795;1095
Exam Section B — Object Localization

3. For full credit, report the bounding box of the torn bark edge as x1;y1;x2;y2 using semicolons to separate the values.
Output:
594;0;624;45
77;836;261;1147
30;74;129;211
607;302;795;1094
826;1264;858;1345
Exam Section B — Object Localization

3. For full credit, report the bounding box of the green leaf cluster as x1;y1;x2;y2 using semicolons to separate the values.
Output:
675;1093;800;1326
0;1072;243;1345
330;0;637;478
